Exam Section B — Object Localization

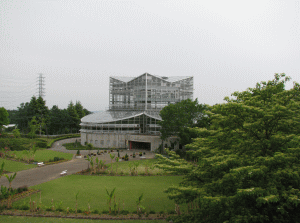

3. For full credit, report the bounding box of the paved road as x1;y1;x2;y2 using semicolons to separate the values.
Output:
0;138;155;188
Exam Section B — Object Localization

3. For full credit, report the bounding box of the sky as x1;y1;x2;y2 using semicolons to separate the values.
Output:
0;0;299;111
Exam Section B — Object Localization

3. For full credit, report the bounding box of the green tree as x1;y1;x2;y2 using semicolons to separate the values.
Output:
27;116;38;139
0;107;9;131
5;172;17;208
105;187;116;214
157;74;300;223
159;99;210;146
75;101;86;119
67;101;80;133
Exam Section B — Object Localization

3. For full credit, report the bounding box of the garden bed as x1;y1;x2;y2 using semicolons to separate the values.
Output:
0;209;169;220
0;189;40;205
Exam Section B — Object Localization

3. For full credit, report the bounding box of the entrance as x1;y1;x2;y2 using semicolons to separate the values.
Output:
130;141;151;151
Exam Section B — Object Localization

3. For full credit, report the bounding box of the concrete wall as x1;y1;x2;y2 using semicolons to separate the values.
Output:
81;133;179;151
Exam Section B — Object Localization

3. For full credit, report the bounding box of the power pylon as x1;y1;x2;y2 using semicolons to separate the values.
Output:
37;73;45;98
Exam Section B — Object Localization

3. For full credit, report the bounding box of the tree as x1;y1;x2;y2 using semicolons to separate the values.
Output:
27;116;38;139
106;187;116;214
5;172;17;208
157;74;300;223
75;101;86;119
159;99;210;146
0;107;9;131
67;101;80;133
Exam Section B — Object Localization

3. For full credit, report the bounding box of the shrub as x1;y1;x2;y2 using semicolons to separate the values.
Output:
168;210;176;214
149;210;156;214
0;138;28;151
102;210;109;214
47;134;80;148
53;157;64;162
124;153;129;161
17;185;28;193
36;140;47;148
92;209;99;214
77;209;83;213
76;149;80;156
120;210;129;215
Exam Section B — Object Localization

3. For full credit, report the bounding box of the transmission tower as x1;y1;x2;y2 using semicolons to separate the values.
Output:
37;73;45;98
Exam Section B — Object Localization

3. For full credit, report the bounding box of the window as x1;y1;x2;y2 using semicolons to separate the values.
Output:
95;140;98;145
107;140;110;146
100;140;104;146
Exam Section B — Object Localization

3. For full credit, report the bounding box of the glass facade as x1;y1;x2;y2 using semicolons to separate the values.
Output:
109;73;193;110
80;73;193;135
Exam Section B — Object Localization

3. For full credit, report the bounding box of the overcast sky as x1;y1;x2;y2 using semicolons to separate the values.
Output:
1;0;299;111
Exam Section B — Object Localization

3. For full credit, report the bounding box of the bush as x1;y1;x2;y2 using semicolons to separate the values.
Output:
36;140;47;148
102;210;109;214
120;210;129;215
92;209;99;214
53;157;64;162
168;210;176;214
0;138;28;151
47;134;80;148
17;185;28;193
77;209;83;213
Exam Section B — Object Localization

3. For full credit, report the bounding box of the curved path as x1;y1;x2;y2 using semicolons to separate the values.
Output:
0;138;155;188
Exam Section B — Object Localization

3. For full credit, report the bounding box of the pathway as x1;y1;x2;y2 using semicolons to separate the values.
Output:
0;138;155;188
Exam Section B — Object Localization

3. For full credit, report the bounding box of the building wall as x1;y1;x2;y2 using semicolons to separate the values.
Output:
81;132;179;151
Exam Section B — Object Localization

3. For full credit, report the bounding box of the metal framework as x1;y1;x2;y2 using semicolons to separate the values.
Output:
109;73;193;111
80;73;193;135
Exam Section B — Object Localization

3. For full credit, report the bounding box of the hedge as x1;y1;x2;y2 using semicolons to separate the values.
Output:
47;134;80;148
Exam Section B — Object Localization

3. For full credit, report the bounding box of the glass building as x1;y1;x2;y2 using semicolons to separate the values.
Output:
80;73;193;150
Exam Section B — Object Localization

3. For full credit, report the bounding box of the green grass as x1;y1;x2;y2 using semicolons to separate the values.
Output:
13;175;183;213
0;158;36;172
0;216;165;223
106;159;164;175
10;150;74;162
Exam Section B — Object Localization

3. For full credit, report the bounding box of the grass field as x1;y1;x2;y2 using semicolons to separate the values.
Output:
0;158;36;172
10;150;74;162
0;216;165;223
13;175;183;213
105;159;164;175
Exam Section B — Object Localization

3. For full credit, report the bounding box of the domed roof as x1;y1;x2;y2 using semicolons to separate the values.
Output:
81;110;161;124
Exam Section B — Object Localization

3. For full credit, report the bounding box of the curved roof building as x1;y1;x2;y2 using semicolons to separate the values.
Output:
80;73;193;151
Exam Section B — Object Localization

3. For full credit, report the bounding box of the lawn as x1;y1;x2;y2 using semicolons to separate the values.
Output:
105;159;164;175
10;150;74;162
0;216;165;223
13;175;183;213
0;158;36;172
